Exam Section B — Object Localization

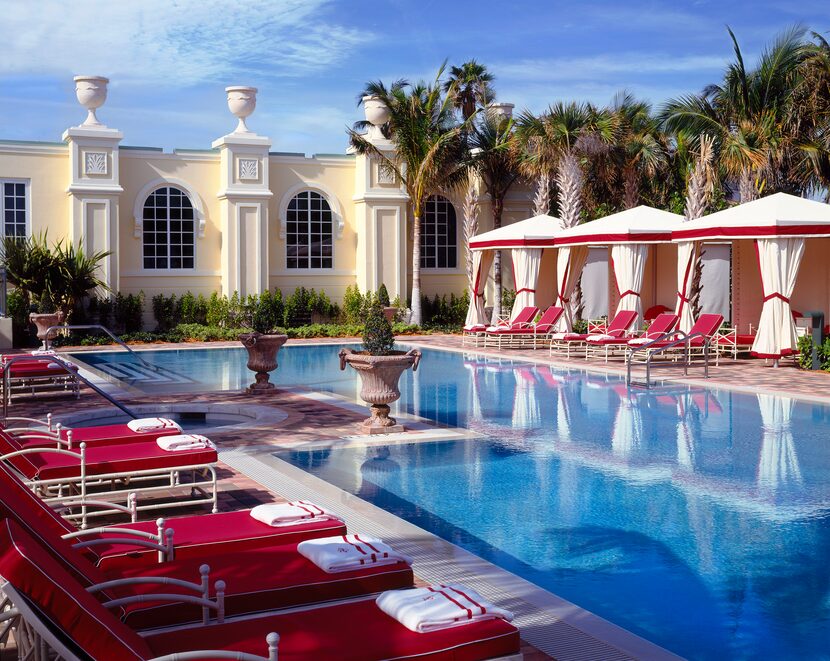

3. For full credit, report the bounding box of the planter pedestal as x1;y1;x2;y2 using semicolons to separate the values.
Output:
339;348;421;434
29;312;65;348
239;332;288;394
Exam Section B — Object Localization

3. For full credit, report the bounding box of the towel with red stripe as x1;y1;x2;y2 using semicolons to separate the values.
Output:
155;434;215;452
128;417;182;433
297;534;412;573
250;501;342;527
376;583;514;633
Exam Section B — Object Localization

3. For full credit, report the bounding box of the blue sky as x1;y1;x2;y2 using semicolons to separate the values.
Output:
1;0;828;154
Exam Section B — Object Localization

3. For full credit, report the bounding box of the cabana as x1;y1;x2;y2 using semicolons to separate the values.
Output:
672;193;830;363
466;214;565;326
547;206;682;330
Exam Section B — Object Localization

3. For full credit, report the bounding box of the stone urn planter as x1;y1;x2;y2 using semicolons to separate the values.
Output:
239;332;288;394
29;311;65;348
339;348;421;434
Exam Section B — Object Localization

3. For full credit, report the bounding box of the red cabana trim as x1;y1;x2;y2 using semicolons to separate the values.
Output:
672;224;830;241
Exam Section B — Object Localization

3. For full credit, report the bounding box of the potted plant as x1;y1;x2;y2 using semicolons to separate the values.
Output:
377;284;397;323
29;291;65;348
339;299;421;434
239;294;288;394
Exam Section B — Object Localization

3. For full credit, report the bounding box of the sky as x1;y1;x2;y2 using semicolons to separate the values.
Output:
1;0;828;155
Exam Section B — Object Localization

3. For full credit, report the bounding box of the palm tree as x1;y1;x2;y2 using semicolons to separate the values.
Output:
611;92;668;209
517;101;615;228
350;66;470;326
662;25;807;202
468;110;522;320
794;33;830;199
443;60;496;121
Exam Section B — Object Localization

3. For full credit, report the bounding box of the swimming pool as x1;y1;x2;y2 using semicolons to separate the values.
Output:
75;345;830;659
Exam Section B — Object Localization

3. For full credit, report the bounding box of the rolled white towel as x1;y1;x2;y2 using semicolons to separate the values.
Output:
128;417;182;433
297;534;412;573
156;434;215;452
250;501;341;527
31;349;57;356
587;333;616;341
376;584;514;633
551;332;581;340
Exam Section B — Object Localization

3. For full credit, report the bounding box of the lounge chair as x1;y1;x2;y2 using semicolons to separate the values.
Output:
585;312;678;362
0;429;219;522
484;306;564;349
714;327;756;360
0;493;413;630
550;310;639;359
0;519;519;661
627;313;724;364
4;416;185;449
0;354;80;399
481;306;540;348
0;459;346;569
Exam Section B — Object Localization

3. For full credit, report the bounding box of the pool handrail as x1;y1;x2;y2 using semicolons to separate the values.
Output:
43;324;164;375
625;330;712;387
1;354;139;422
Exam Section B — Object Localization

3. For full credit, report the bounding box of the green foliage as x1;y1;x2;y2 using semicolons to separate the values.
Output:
501;288;516;314
572;318;589;334
420;291;469;329
362;299;395;355
178;292;208;325
113;292;144;333
377;283;390;307
249;289;282;334
343;284;365;324
206;292;227;327
796;335;830;370
283;287;313;327
152;293;177;331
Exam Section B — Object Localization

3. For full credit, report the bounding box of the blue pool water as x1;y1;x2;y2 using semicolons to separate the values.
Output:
74;345;830;659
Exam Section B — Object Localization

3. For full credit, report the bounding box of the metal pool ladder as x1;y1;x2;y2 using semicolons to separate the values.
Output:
625;331;712;388
44;324;163;375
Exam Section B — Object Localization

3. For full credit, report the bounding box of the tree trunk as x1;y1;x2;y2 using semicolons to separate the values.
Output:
410;213;422;326
623;164;639;209
739;168;757;203
491;196;504;323
556;152;583;229
556;152;584;320
532;173;551;217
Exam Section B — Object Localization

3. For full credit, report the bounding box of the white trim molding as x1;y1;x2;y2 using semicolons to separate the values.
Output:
133;177;207;238
278;181;345;239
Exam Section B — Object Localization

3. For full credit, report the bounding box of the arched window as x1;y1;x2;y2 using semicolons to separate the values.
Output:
420;195;457;268
286;191;333;269
142;186;195;269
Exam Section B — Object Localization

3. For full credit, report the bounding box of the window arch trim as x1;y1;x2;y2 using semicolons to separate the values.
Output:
133;178;206;239
278;182;344;240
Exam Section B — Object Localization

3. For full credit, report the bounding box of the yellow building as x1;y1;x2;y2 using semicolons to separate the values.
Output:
0;77;534;325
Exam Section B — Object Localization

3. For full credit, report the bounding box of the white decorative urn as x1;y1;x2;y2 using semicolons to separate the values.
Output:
226;86;258;134
74;76;109;127
362;95;390;141
487;102;514;121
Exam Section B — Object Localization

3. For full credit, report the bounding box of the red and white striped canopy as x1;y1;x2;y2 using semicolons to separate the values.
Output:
552;206;682;246
671;193;830;241
469;214;565;250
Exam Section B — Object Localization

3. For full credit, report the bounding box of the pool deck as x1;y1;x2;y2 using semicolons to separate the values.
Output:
11;334;828;660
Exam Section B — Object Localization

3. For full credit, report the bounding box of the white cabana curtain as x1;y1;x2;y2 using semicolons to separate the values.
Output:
751;238;805;359
554;245;589;332
510;248;543;321
757;393;802;489
464;250;494;327
611;244;648;325
675;241;700;333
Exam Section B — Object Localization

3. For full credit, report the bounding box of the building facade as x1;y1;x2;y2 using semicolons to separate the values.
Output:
0;77;535;323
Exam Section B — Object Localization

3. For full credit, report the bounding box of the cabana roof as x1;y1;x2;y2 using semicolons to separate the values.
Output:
672;193;830;241
551;206;682;247
469;214;565;250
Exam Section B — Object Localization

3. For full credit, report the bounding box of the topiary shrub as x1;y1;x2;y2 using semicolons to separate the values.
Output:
362;299;395;356
377;283;390;307
343;284;364;324
152;293;177;331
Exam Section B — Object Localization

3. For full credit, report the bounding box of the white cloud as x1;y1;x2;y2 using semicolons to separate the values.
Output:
1;0;373;84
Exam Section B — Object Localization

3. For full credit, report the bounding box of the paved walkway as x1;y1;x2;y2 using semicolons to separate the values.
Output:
404;333;830;403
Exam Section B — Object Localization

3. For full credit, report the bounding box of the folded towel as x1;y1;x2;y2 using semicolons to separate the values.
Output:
250;501;341;527
627;337;650;345
297;534;412;573
587;333;616;341
46;360;77;370
462;324;485;331
551;332;581;340
128;417;181;433
156;434;215;452
31;349;57;356
376;584;514;633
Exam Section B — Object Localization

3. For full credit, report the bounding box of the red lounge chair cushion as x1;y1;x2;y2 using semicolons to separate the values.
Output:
57;423;183;447
145;596;520;661
94;512;347;569
0;360;78;377
717;334;755;345
0;519;152;660
15;439;217;480
107;545;414;629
